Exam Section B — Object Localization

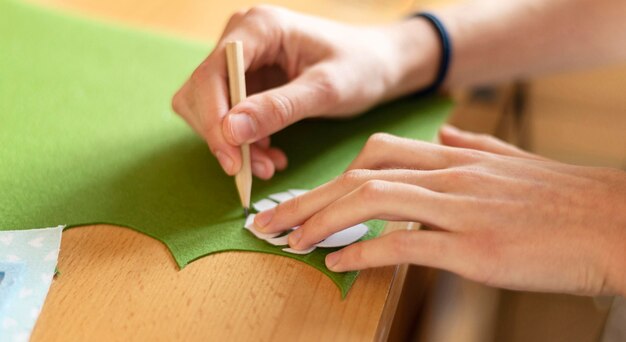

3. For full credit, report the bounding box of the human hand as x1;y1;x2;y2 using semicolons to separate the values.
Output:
172;6;439;179
253;125;626;296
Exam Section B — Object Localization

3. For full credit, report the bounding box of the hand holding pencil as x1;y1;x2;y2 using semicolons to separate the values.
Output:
170;6;420;180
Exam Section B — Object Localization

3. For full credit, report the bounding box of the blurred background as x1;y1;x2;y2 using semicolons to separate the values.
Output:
27;0;625;340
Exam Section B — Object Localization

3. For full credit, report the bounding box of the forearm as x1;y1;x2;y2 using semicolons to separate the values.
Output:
389;0;626;94
441;0;626;87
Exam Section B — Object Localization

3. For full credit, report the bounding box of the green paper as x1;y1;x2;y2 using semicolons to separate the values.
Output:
0;0;452;297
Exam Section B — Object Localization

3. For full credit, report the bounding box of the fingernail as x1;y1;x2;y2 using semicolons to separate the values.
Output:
254;208;275;229
326;252;341;271
215;150;234;174
288;230;302;247
252;161;266;176
228;113;257;143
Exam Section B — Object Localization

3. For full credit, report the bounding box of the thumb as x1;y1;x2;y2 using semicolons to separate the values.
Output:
222;67;339;145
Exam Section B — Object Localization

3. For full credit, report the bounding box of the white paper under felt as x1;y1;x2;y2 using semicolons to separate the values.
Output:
244;214;280;239
252;199;278;212
288;189;308;197
244;189;370;255
268;224;368;250
268;192;294;203
265;234;290;246
317;224;369;248
282;246;316;255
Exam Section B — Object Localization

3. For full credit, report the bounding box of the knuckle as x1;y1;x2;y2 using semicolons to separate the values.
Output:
358;180;388;202
267;93;296;128
227;9;246;25
355;133;400;169
278;195;301;215
365;132;396;150
310;69;341;106
171;91;185;115
247;4;278;18
389;232;413;259
239;6;283;39
338;169;371;188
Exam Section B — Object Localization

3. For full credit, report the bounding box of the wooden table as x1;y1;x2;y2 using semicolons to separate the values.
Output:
32;223;409;341
27;0;429;340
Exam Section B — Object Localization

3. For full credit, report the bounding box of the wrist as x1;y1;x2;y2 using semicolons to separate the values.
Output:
598;200;626;297
606;230;626;297
382;16;441;101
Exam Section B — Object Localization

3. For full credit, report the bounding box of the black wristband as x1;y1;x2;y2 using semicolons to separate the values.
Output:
412;12;452;96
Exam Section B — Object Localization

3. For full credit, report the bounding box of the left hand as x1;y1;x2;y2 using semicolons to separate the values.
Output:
253;125;626;296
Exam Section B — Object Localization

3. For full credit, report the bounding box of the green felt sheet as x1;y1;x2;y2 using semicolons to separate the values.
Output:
0;0;452;297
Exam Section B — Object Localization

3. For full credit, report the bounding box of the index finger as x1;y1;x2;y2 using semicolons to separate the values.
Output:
253;168;454;234
172;8;286;174
287;181;462;250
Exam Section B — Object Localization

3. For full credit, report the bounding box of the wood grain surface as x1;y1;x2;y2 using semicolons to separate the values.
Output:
32;223;407;341
23;0;452;340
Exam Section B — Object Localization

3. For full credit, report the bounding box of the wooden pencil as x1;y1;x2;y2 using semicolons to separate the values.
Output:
225;41;252;216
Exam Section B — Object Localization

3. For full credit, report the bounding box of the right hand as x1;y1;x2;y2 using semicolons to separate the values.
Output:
172;6;439;179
